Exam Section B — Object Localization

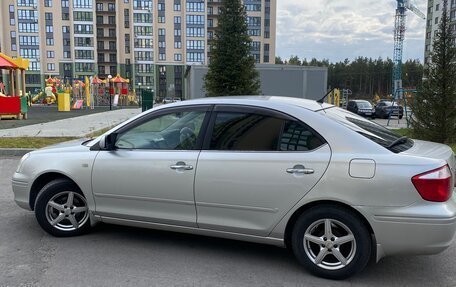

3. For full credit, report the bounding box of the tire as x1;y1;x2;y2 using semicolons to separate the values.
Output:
399;115;403;119
34;179;91;237
291;205;372;280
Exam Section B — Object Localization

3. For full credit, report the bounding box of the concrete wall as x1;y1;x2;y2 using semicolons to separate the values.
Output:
185;64;328;101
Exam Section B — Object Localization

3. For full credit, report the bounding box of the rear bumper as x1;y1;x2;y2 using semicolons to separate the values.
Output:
357;193;456;260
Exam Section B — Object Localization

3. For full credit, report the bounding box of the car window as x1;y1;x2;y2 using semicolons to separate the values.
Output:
323;107;413;153
356;102;372;109
115;111;207;150
209;112;325;151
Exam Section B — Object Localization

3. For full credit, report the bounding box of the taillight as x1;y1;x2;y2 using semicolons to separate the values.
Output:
412;165;453;202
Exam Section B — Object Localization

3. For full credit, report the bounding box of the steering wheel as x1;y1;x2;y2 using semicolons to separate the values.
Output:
179;127;196;149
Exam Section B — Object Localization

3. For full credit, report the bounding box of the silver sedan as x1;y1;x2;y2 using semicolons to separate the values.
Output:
12;96;456;279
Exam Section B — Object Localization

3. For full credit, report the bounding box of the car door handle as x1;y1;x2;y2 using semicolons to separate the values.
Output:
286;166;314;175
170;162;193;170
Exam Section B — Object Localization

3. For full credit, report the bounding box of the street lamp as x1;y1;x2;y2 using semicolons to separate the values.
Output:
138;82;142;107
107;74;112;110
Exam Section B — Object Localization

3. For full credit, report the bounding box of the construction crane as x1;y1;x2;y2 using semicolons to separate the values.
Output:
389;0;425;126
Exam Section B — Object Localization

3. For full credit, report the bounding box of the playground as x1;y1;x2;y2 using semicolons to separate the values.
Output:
0;51;139;125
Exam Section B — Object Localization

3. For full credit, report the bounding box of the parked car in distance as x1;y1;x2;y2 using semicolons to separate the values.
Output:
375;101;404;119
173;97;182;102
163;97;173;104
12;96;456;280
347;100;375;118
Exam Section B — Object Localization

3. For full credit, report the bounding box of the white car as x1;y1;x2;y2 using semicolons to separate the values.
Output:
12;96;456;279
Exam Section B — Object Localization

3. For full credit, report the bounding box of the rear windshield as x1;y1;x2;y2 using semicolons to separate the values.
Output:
322;107;413;153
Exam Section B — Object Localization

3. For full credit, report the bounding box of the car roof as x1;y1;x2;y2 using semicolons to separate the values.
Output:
165;96;333;112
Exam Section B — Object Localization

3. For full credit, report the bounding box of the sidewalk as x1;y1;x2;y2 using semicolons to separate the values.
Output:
0;108;141;137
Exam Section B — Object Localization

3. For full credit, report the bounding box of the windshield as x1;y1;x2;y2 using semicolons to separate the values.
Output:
356;102;372;109
322;107;413;153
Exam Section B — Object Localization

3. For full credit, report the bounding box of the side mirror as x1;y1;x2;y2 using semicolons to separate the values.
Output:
99;133;118;150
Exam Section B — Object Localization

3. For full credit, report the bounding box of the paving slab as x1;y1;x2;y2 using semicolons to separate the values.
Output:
0;108;141;138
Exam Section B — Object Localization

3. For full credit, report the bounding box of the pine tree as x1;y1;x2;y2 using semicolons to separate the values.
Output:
412;0;456;143
204;0;260;96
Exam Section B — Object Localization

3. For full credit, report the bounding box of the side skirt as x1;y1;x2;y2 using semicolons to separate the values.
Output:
95;215;285;247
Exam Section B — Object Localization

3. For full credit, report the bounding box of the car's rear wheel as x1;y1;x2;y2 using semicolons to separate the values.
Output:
34;179;91;237
291;205;371;280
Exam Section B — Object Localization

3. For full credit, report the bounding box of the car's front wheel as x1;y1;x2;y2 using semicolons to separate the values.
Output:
34;179;91;237
291;205;372;280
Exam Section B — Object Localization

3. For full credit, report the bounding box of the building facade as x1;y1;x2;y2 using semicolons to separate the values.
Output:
0;0;276;99
424;0;456;64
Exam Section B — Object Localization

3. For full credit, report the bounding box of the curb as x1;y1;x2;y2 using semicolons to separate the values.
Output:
0;148;36;157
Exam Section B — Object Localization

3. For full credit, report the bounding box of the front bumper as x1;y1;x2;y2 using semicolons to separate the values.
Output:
12;172;32;210
357;192;456;261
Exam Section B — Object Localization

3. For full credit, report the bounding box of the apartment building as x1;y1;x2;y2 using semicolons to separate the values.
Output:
424;0;456;64
0;0;276;99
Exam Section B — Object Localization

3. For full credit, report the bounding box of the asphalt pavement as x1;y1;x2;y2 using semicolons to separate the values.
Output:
1;156;456;287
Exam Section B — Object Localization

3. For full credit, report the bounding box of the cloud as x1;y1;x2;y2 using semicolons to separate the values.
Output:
276;0;427;62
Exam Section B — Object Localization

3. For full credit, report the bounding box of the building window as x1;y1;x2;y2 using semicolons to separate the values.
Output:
46;38;55;46
186;15;205;25
133;0;152;9
45;0;52;7
248;29;261;36
186;2;204;12
62;13;70;20
96;3;103;11
247;17;261;26
245;4;261;11
436;4;440;11
264;31;270;38
158;41;166;48
45;13;53;20
28;62;41;71
73;0;93;9
18;23;39;33
125;34;131;54
124;9;130;28
158;16;165;23
174;29;181;36
158;28;165;36
47;51;55;58
74;24;93;34
186;27;205;37
174;41;182;49
108;3;115;11
174;3;181;11
64;51;71;58
73;11;94;21
159;53;166;60
174;53;182;61
61;0;69;8
75;50;94;59
47;63;56;71
158;3;165;10
186;52;204;63
133;13;152;23
174;16;181;24
75;63;95;72
435;17;439;24
186;40;205;50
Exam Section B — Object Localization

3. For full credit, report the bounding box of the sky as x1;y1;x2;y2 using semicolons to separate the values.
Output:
276;0;427;63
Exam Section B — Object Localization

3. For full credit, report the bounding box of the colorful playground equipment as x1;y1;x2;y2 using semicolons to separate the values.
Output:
0;53;30;120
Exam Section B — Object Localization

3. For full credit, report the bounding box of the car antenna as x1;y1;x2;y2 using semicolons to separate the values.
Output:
317;88;335;104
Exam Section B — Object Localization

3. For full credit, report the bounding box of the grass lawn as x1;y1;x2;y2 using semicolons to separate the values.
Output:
0;137;78;148
0;127;112;149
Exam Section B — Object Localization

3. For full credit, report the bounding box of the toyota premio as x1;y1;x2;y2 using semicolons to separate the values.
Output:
12;96;456;279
